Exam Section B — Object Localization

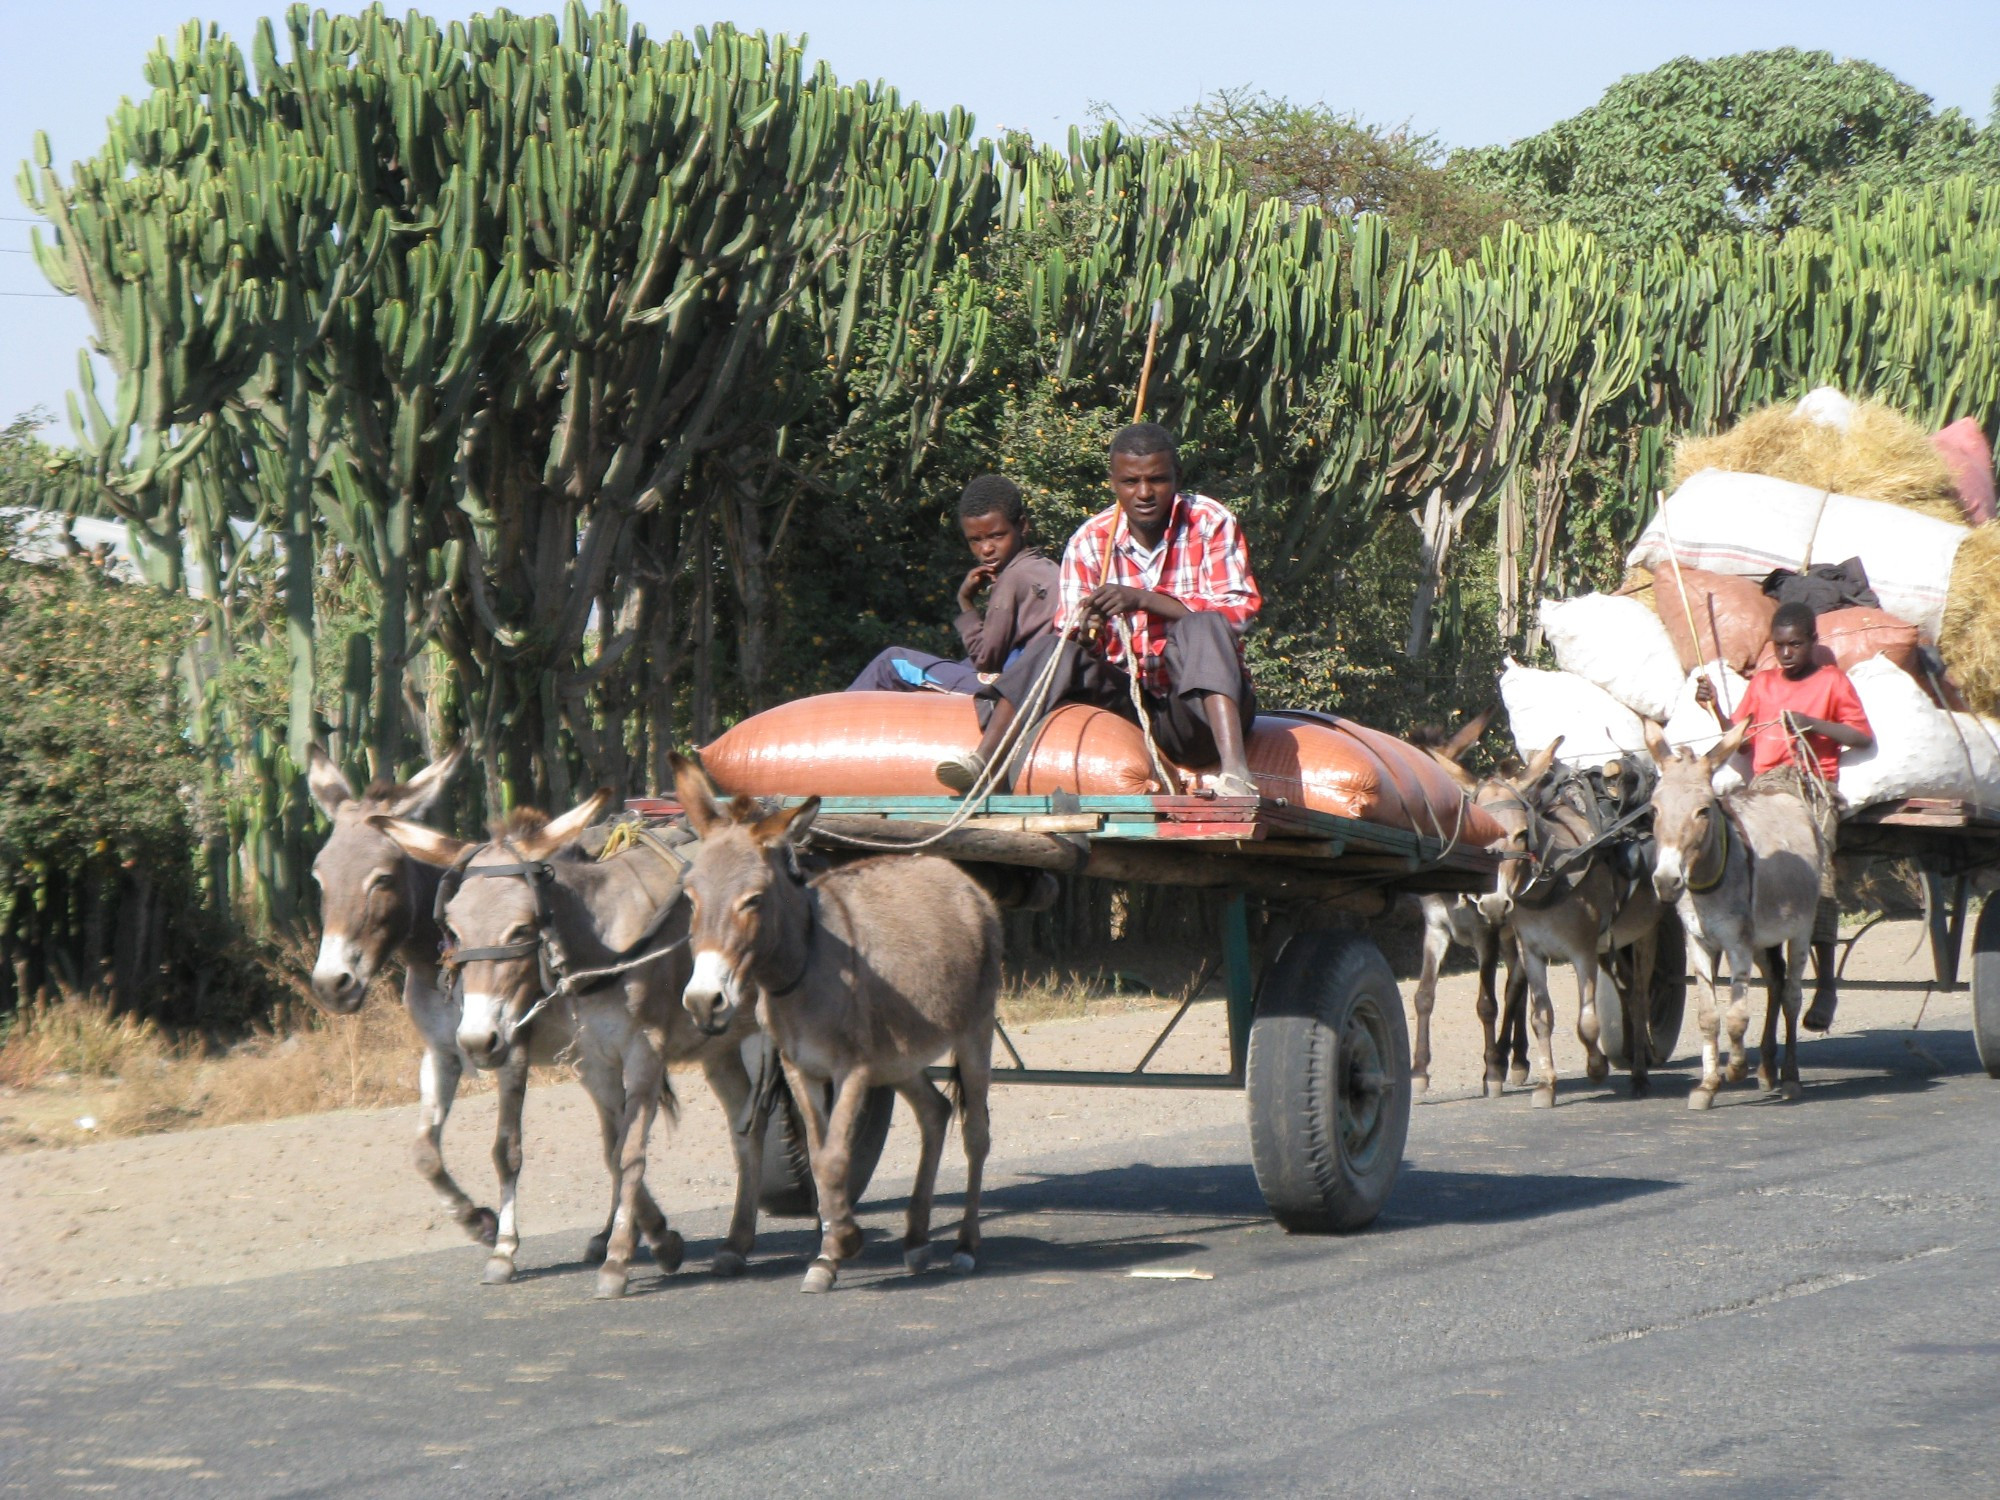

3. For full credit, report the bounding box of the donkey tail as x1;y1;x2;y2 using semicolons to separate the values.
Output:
942;1060;966;1120
657;1072;680;1124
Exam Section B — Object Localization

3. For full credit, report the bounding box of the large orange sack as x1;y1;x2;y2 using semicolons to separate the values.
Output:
700;693;1503;846
1624;562;1775;672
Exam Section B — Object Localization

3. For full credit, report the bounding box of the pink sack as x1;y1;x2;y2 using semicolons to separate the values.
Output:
1933;418;1997;526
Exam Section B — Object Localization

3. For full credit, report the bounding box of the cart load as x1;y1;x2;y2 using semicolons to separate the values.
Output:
698;691;1506;847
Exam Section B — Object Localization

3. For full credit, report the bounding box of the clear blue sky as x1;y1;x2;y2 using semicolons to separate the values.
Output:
3;1;1996;429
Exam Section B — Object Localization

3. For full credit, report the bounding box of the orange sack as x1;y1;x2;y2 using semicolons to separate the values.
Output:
1752;606;1920;678
699;692;1504;846
1631;563;1777;673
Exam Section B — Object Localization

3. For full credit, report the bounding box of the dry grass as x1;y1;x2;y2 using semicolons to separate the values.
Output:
0;989;434;1148
1673;399;1966;522
998;959;1217;1026
1941;523;2000;717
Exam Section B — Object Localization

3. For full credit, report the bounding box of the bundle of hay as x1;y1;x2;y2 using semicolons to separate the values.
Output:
1940;523;2000;716
1672;389;1964;524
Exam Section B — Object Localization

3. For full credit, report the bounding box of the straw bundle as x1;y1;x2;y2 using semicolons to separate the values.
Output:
1940;524;2000;715
1672;398;1964;523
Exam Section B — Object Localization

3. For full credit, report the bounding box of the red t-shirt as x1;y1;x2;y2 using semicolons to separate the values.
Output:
1729;663;1872;781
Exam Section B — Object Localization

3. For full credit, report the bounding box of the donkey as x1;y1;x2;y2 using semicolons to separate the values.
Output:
1645;721;1822;1108
373;792;774;1298
672;753;1001;1295
1476;740;1666;1105
306;745;513;1245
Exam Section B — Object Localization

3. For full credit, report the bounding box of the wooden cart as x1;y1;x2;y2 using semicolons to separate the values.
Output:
628;790;1499;1233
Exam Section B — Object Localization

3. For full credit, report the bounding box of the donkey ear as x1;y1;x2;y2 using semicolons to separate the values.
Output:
1516;737;1562;789
368;814;473;868
307;744;356;818
752;796;819;848
670;752;724;838
1703;718;1749;773
1643;719;1673;767
1441;703;1497;765
515;788;613;859
387;745;466;821
1424;746;1478;791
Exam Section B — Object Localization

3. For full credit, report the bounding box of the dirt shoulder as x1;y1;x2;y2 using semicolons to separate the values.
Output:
0;918;1968;1315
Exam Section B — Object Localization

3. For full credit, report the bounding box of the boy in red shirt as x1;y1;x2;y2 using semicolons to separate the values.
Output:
1695;601;1874;1030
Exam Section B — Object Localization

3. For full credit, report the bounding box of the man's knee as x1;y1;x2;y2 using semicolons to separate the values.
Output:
848;648;905;693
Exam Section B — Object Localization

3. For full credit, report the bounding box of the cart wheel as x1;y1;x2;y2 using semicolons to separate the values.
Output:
756;1062;896;1219
1973;895;2000;1082
1246;930;1410;1234
1598;908;1689;1071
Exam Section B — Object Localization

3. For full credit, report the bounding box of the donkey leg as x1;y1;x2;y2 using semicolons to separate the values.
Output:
1780;938;1806;1101
412;1043;496;1245
951;1038;993;1275
595;1041;668;1300
1504;957;1532;1085
700;1049;766;1277
1757;947;1785;1093
1688;943;1724;1110
1523;951;1559;1108
1577;959;1609;1085
1722;952;1754;1085
1627;931;1656;1099
799;1068;873;1294
1411;911;1447;1093
892;1073;953;1274
482;1051;530;1285
1473;929;1505;1097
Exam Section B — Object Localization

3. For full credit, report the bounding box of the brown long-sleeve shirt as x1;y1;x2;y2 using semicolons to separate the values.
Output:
954;547;1060;673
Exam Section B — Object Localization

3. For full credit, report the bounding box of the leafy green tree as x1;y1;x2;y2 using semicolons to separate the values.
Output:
1461;50;2000;252
1110;87;1518;258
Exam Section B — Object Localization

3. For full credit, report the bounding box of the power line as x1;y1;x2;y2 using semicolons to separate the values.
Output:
0;291;65;299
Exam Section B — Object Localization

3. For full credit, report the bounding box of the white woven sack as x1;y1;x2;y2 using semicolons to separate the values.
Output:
1946;713;2000;807
1838;657;1977;809
1500;658;1647;767
1539;594;1684;723
1626;469;1968;641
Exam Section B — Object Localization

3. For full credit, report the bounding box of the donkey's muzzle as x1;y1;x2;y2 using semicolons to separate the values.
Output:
310;969;366;1015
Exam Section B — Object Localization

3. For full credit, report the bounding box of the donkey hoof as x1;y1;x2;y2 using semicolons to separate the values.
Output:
949;1251;977;1276
1687;1087;1717;1112
1780;1079;1803;1102
1629;1075;1651;1100
1530;1086;1556;1110
1483;1076;1507;1099
1724;1061;1749;1084
1508;1064;1531;1086
1412;1072;1430;1095
711;1249;748;1279
903;1245;932;1276
480;1255;516;1286
649;1231;685;1275
467;1208;500;1247
801;1259;837;1295
582;1234;610;1267
1758;1070;1778;1094
594;1267;629;1300
1586;1056;1610;1084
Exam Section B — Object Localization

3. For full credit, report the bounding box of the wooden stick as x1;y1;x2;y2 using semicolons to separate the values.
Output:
1655;489;1735;717
1132;298;1162;424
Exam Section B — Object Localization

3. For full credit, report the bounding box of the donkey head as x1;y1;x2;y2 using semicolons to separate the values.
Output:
306;745;464;1014
1474;738;1563;927
371;790;610;1066
671;753;818;1037
1645;720;1747;904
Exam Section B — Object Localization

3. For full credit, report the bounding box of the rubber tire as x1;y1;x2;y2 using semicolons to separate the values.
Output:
1972;895;2000;1081
1246;929;1411;1234
1598;908;1690;1072
756;1068;896;1219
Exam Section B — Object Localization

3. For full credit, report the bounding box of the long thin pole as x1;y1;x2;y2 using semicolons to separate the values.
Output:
1656;489;1734;717
1132;298;1162;425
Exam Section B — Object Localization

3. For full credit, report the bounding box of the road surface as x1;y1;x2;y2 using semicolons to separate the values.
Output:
5;1020;1997;1497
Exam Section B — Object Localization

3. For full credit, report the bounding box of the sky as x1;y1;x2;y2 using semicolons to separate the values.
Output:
2;0;1997;429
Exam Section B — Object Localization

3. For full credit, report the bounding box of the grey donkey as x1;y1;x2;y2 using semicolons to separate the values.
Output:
672;753;1001;1295
1646;721;1822;1108
372;790;775;1298
306;745;512;1245
1476;740;1667;1104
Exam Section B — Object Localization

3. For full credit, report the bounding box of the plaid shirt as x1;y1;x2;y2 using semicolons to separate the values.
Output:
1054;493;1262;693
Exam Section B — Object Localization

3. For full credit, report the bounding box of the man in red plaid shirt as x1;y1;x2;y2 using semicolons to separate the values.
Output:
936;424;1263;796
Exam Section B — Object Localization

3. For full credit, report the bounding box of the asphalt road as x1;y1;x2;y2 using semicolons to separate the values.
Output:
6;1021;1998;1499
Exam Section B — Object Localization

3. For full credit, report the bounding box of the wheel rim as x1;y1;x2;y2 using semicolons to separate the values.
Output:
1338;998;1394;1173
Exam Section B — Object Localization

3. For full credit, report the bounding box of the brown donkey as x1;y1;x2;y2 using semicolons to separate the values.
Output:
672;754;1001;1294
305;746;510;1244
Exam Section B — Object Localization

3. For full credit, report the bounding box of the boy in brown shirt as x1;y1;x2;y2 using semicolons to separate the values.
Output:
847;475;1059;694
